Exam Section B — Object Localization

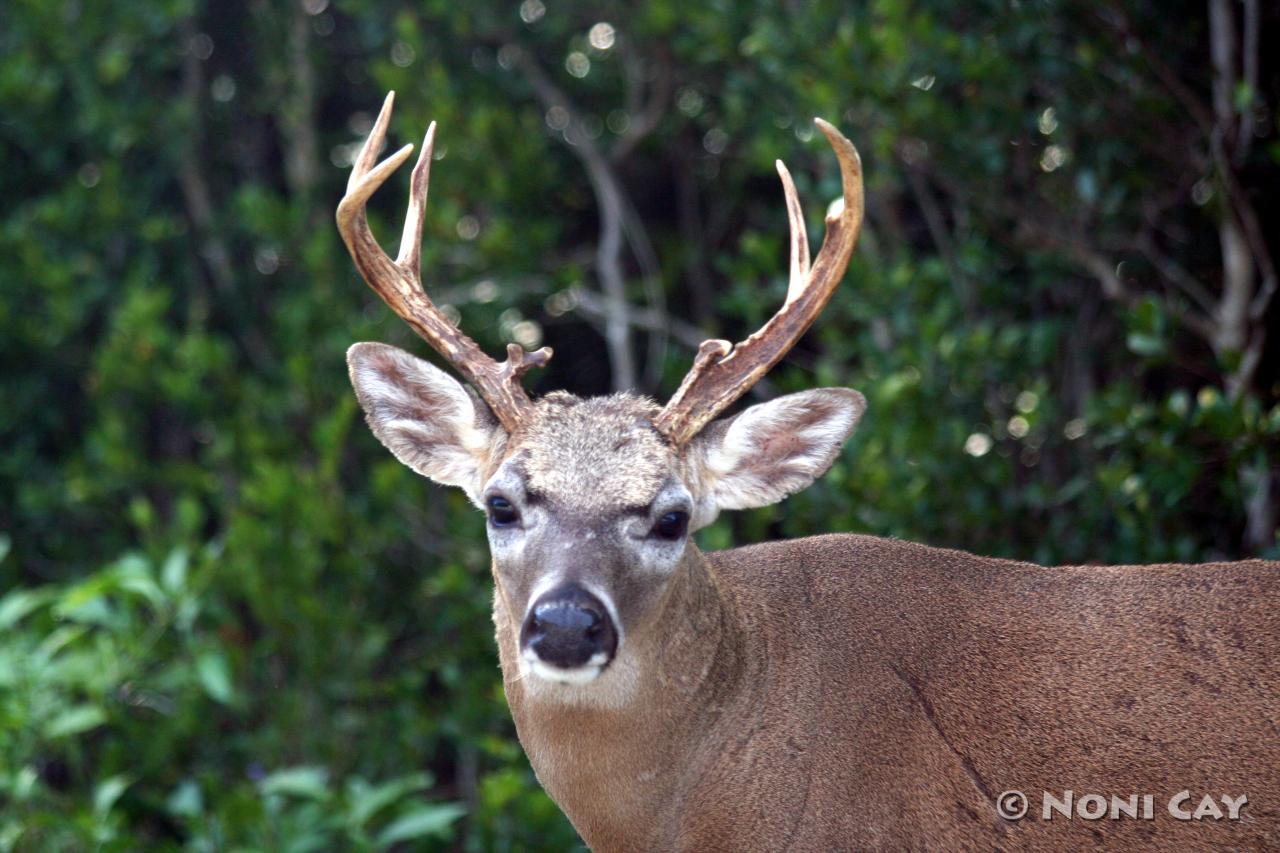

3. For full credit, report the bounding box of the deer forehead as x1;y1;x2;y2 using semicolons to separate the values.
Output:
507;392;675;511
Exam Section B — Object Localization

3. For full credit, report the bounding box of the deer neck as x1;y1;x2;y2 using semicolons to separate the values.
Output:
493;543;753;847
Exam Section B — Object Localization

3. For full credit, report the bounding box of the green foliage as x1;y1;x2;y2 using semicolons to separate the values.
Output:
0;0;1276;848
0;549;464;851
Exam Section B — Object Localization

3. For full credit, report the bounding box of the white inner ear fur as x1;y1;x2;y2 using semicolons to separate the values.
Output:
690;388;865;516
347;342;504;503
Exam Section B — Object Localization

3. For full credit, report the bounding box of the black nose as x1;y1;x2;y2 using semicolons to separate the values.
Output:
521;583;618;670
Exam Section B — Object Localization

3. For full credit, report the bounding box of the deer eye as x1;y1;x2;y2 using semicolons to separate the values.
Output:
486;495;520;528
650;511;689;541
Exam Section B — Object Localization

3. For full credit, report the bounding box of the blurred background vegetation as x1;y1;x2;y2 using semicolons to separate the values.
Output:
1;0;1277;848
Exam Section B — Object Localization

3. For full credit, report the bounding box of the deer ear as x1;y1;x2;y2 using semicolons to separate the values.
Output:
690;388;865;512
347;342;504;503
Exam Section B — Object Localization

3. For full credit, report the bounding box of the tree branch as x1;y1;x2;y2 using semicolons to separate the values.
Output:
279;3;320;207
1133;234;1219;316
175;19;272;371
1236;0;1259;162
610;43;672;163
572;287;781;400
1017;219;1217;342
902;158;974;317
513;48;636;390
573;287;705;351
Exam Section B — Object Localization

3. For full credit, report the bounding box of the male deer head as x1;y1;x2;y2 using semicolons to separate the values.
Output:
339;92;864;696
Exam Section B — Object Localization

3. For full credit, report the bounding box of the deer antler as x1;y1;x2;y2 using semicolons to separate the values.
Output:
653;119;864;446
336;92;552;434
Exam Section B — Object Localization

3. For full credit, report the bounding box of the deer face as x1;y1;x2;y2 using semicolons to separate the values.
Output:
348;343;864;692
338;96;863;696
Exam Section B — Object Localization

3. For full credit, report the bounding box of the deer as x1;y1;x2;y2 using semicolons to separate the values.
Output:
336;92;1280;851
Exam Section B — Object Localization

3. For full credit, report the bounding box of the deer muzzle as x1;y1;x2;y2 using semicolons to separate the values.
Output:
520;583;618;681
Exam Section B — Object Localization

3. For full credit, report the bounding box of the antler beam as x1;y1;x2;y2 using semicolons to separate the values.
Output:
653;119;864;446
336;92;552;434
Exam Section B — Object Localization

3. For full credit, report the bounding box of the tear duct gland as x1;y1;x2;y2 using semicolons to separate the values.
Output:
339;92;1280;851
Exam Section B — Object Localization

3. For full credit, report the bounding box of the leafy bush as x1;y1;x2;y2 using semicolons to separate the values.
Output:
0;544;468;851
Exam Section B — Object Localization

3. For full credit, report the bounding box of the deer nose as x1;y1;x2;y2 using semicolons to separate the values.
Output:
521;584;618;671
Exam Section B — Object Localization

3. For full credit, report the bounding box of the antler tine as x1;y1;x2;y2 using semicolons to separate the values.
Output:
654;118;864;447
347;92;399;191
395;120;435;274
776;158;811;305
336;92;552;434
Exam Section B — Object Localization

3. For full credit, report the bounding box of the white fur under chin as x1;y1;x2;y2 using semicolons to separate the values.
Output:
517;648;639;707
522;650;609;685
